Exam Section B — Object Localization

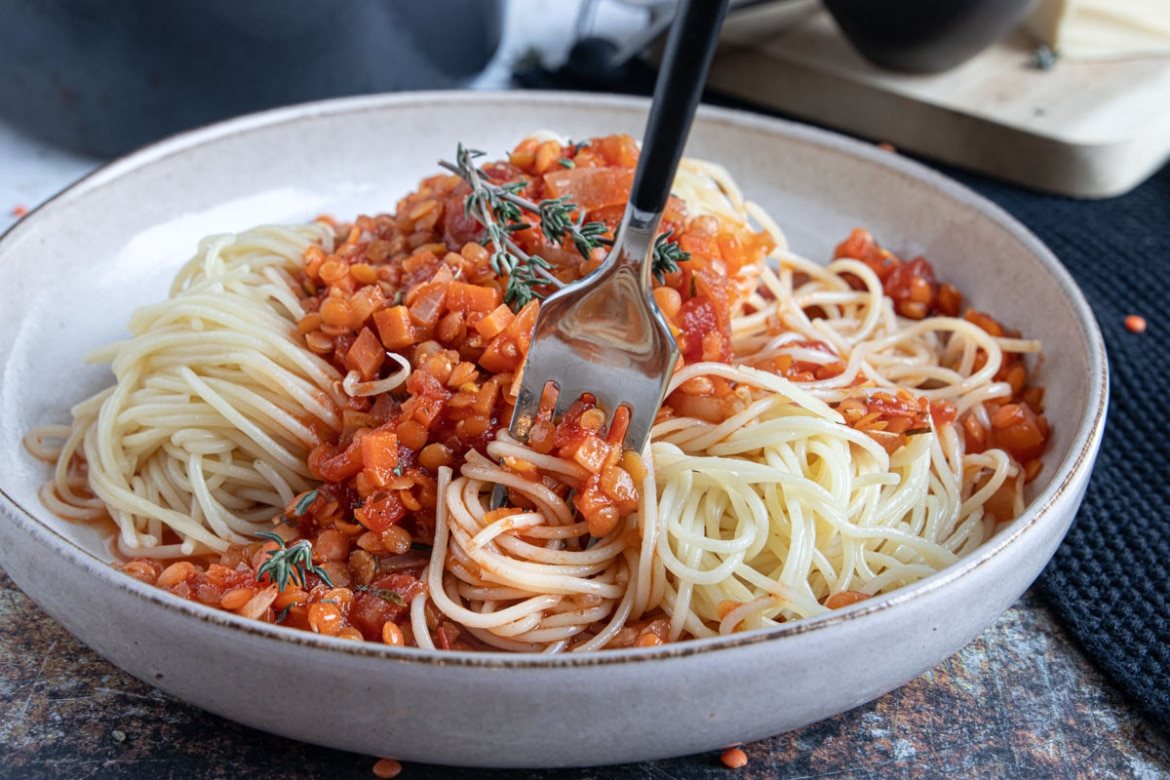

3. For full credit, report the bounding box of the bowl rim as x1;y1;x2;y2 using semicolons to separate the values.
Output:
0;89;1110;671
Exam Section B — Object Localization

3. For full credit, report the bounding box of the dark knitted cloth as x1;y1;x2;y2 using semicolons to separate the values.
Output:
513;57;1170;734
967;167;1170;736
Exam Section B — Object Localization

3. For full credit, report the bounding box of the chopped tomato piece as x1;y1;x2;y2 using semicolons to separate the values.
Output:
349;573;425;640
990;403;1047;462
308;438;364;482
355;490;406;533
543;167;634;211
678;297;731;363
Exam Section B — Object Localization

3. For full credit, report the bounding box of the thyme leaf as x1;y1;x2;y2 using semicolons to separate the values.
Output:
652;230;689;284
356;584;406;606
274;602;295;624
293;489;319;517
256;531;333;592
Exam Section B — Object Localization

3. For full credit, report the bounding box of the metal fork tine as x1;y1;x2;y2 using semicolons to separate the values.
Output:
590;389;621;420
623;405;656;456
489;0;728;509
509;377;550;443
552;383;585;421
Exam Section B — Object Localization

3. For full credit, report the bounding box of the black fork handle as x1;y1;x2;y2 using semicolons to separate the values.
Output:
628;0;732;216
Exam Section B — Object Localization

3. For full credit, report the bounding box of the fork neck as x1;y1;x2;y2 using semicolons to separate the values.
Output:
607;204;663;289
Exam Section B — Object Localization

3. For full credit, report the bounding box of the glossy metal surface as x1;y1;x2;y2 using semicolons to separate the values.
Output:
507;0;726;455
510;205;680;452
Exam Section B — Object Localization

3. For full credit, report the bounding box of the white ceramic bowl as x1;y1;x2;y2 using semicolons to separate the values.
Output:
0;92;1107;768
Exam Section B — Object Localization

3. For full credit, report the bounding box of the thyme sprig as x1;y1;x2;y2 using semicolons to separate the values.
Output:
652;230;687;284
441;146;565;310
256;531;333;592
440;144;691;310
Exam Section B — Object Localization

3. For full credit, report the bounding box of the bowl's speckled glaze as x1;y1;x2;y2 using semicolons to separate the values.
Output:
0;92;1107;768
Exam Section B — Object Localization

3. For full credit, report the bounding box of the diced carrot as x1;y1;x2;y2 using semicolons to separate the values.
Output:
507;299;540;353
373;305;417;350
360;430;399;487
474;380;500;416
346;327;385;380
446;280;502;314
349;284;386;322
473;303;515;340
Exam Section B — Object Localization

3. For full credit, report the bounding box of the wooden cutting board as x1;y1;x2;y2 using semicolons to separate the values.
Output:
705;2;1170;199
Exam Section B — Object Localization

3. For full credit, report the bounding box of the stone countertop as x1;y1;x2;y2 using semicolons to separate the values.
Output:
2;565;1167;779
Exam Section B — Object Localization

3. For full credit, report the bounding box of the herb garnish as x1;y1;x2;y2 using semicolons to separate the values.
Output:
256;531;333;592
274;602;295;624
652;230;687;284
440;144;690;312
441;145;564;310
356;584;406;607
293;489;318;516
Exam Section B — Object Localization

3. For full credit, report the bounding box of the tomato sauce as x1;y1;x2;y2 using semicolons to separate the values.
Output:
124;137;1048;645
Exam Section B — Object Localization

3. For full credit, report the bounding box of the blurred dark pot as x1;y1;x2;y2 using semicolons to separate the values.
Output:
0;0;503;156
822;0;1039;74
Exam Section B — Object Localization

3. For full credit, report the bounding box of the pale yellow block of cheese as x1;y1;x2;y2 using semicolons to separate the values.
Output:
1026;0;1170;58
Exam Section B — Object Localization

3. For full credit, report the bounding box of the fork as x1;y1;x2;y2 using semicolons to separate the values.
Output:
503;0;731;459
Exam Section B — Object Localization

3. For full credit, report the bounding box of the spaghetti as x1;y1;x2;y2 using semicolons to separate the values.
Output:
26;224;346;558
25;133;1048;652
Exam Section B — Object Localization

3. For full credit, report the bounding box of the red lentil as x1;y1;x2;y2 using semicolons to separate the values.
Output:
721;747;749;768
219;587;256;611
1126;314;1147;333
372;757;402;778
